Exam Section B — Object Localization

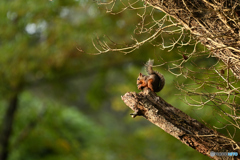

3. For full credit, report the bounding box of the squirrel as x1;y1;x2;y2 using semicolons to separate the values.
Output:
137;59;165;92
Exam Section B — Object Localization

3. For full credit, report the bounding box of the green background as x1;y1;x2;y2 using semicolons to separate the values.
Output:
1;0;238;159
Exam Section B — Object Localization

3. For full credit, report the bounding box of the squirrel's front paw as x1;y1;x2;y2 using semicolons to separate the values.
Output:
138;84;142;90
137;85;142;90
137;84;145;90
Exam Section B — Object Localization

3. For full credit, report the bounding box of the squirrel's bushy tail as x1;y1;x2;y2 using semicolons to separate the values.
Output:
146;59;154;74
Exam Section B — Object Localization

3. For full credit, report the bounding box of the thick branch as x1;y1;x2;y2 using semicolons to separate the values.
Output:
121;88;240;160
0;94;19;160
145;0;240;79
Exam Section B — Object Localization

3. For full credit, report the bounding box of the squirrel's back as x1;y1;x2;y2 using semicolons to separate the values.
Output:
146;59;165;92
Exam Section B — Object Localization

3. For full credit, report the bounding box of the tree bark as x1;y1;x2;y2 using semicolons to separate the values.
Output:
121;88;240;159
0;94;19;160
145;0;240;79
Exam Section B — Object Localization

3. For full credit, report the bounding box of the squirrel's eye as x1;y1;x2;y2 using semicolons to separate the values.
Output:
137;78;139;80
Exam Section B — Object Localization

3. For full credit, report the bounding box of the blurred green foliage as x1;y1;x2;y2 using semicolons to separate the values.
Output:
1;0;238;160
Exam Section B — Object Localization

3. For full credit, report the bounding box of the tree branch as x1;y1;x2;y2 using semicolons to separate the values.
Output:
121;88;240;159
145;0;240;79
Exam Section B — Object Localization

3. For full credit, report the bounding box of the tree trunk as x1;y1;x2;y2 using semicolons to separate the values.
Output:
0;94;19;160
121;88;240;159
145;0;240;79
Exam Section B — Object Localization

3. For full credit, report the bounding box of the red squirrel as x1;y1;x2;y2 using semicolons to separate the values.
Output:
137;59;165;92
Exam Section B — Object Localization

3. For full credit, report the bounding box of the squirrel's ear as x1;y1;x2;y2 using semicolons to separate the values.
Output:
139;73;142;76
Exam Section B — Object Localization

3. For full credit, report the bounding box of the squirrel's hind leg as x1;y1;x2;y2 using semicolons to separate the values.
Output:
147;79;154;92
